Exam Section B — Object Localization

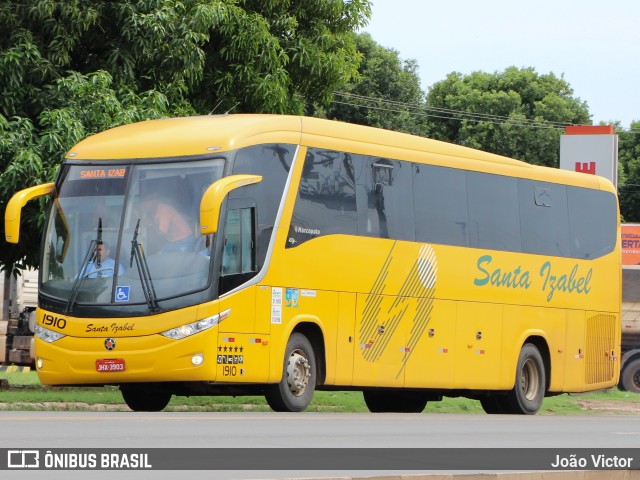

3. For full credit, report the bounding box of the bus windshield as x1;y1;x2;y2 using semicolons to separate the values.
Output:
41;159;224;311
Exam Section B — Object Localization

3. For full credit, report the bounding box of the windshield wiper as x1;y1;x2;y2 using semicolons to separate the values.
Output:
130;219;160;313
65;218;102;314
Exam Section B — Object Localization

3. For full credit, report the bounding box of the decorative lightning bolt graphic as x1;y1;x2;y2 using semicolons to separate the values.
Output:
397;244;438;378
358;243;438;376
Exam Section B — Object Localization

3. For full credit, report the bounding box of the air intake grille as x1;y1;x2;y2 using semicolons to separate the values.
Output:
585;314;617;385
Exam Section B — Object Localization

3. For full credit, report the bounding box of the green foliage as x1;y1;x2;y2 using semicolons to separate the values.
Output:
618;120;640;222
0;71;173;271
320;33;428;136
188;0;369;114
425;67;591;167
0;0;372;271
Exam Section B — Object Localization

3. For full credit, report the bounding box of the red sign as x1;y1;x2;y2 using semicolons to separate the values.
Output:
575;162;596;175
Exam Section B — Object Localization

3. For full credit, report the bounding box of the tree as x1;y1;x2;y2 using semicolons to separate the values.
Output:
425;67;591;167
320;33;428;136
618;121;640;222
0;0;371;272
190;0;370;114
0;71;174;272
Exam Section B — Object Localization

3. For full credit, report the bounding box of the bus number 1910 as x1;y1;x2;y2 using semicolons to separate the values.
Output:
223;365;237;376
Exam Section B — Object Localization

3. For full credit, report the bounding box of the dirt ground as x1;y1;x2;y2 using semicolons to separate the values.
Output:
572;399;640;414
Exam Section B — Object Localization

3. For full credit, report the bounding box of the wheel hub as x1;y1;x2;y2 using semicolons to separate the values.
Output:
521;358;540;401
286;349;311;397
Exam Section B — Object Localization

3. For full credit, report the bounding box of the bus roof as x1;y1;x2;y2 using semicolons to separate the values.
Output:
66;115;303;160
65;114;612;193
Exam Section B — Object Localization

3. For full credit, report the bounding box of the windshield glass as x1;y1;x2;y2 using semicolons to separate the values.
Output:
41;160;224;309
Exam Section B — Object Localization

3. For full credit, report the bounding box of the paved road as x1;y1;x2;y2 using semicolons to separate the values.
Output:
1;411;639;448
1;412;638;479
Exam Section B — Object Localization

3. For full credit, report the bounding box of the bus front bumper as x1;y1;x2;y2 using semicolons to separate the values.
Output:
34;329;219;385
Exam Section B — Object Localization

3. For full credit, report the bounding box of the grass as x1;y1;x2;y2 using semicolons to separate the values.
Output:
1;368;638;413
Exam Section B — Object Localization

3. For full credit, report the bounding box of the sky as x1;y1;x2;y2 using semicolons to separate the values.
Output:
364;0;640;130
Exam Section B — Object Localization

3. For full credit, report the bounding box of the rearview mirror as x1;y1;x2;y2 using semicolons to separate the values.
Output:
5;183;55;243
200;175;262;235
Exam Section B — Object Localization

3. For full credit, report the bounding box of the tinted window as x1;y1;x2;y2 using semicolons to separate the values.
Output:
218;206;258;295
413;164;469;246
285;147;617;260
567;187;617;259
232;144;294;265
222;208;256;275
355;156;414;240
467;171;521;252
288;149;357;247
519;180;570;257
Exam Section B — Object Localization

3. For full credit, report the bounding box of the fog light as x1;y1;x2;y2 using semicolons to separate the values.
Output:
36;358;43;370
191;353;204;366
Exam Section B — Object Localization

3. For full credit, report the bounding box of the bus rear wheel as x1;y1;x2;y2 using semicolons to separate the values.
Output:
363;390;428;413
502;343;546;415
265;333;317;412
479;395;510;414
620;358;640;393
121;384;172;412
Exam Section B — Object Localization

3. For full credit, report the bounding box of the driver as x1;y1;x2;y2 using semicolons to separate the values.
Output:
79;242;124;279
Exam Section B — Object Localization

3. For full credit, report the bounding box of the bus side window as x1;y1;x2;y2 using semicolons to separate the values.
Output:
220;207;257;294
356;157;414;241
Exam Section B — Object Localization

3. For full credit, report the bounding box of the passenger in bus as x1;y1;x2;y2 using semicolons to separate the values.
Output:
79;242;124;279
142;193;195;253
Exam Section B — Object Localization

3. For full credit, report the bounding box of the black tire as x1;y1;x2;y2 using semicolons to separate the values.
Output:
502;343;546;415
479;395;509;414
265;333;317;412
121;384;172;412
620;358;640;393
363;390;428;413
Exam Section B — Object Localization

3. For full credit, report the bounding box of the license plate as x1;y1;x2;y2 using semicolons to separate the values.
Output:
96;359;125;372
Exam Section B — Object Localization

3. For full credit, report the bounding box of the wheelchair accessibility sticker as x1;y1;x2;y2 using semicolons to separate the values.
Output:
115;286;130;302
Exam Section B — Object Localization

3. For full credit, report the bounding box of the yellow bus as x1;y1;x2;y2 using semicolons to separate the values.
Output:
5;115;621;414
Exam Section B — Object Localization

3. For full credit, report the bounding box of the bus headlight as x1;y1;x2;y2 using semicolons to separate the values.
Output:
35;324;66;343
161;309;231;340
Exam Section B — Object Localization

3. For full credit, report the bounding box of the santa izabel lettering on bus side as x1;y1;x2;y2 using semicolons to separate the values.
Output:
474;255;592;302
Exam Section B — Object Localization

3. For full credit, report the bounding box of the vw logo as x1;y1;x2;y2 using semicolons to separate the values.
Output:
104;338;116;351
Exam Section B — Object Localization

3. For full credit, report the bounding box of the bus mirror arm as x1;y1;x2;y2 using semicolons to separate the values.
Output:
4;183;55;243
200;175;262;235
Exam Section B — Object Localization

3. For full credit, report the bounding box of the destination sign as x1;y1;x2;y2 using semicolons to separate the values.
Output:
79;168;127;179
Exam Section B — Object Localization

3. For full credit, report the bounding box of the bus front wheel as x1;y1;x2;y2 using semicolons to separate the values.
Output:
265;333;317;412
502;343;546;415
121;384;172;412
